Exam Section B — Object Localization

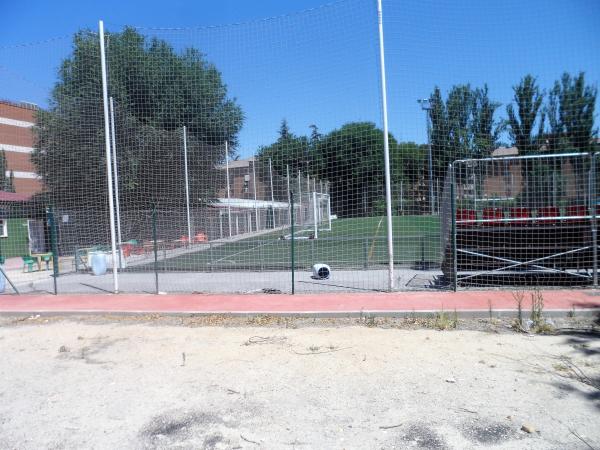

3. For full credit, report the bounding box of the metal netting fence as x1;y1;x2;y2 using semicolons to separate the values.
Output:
443;153;598;288
0;0;597;294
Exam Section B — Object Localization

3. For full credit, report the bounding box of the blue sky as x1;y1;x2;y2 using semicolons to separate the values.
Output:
1;0;599;157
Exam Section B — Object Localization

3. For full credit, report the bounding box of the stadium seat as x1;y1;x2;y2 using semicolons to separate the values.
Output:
538;206;560;225
508;207;530;226
456;209;476;227
22;256;36;272
482;207;504;225
566;205;587;223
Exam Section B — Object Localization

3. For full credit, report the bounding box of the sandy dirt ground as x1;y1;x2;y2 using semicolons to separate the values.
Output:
0;315;598;449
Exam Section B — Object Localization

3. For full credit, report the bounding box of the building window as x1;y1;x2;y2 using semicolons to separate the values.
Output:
243;174;250;193
0;220;7;238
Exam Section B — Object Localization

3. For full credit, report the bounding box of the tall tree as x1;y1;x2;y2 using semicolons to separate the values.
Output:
446;84;474;161
472;85;501;157
546;72;597;152
33;27;244;209
314;122;399;218
257;123;311;177
428;87;449;181
278;119;291;140
506;75;544;154
394;142;428;214
309;124;322;144
428;84;500;180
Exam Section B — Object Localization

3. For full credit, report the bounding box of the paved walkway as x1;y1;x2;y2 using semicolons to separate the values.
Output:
0;289;599;315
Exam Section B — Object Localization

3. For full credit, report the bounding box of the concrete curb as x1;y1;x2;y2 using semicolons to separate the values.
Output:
1;308;598;319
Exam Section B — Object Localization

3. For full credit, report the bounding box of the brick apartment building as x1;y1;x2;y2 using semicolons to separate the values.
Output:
0;100;43;196
217;157;267;200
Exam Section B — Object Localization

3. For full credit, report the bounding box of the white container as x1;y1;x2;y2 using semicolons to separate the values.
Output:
89;251;108;276
312;263;331;280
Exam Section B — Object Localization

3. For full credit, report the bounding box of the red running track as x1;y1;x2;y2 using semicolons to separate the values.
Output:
0;290;599;315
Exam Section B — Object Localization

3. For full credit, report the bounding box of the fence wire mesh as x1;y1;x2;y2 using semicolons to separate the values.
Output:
0;0;597;294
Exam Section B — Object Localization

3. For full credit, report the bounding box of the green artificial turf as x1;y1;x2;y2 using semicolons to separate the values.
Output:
136;215;441;272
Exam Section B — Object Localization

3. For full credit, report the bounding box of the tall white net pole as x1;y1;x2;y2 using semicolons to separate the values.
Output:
225;141;232;237
109;97;123;268
183;126;192;245
252;158;259;231
99;20;119;293
327;195;332;230
376;0;395;291
269;158;275;227
313;191;319;239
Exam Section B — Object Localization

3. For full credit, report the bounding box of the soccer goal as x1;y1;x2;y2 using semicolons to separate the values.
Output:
296;191;332;239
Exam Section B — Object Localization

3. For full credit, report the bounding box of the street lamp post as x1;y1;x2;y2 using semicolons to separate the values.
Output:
418;98;435;215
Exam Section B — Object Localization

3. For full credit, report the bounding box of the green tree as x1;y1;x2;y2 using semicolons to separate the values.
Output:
446;84;474;161
33;27;243;209
309;124;322;144
256;122;311;177
506;75;544;155
472;85;501;157
313;122;399;218
278;119;291;141
428;87;449;182
428;84;500;183
394;142;428;214
546;72;597;152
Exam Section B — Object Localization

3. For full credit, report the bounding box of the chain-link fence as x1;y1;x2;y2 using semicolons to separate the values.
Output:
0;0;597;294
443;153;598;288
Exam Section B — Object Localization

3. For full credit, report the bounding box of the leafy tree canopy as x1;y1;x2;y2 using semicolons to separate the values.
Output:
33;27;244;209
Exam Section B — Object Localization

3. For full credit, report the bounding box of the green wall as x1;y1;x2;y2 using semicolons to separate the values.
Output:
0;218;30;257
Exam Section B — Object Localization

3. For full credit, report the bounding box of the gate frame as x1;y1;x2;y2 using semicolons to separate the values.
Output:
448;152;598;289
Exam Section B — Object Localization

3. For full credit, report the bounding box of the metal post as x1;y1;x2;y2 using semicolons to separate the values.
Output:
99;20;119;293
152;206;159;294
327;195;332;231
0;213;18;294
286;165;291;225
225;141;232;237
590;154;597;287
298;170;303;226
252;158;259;230
183;126;192;246
109;97;122;268
427;117;434;215
269;158;275;207
450;165;458;291
418;99;435;216
376;0;395;291
312;191;319;239
290;191;295;294
47;207;59;295
219;211;223;239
